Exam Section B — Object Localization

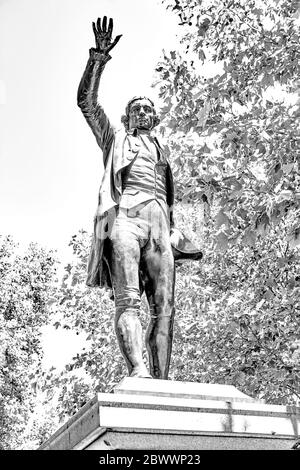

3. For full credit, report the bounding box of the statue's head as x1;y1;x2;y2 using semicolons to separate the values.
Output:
121;96;160;131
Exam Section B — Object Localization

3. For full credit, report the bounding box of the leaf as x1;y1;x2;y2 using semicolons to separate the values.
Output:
215;232;229;251
261;130;271;141
282;163;294;174
256;299;265;310
288;228;300;248
215;210;230;228
255;213;270;236
198;49;206;61
196;101;210;129
242;229;256;247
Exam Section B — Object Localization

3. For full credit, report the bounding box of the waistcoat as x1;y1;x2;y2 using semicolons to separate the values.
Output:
119;135;168;213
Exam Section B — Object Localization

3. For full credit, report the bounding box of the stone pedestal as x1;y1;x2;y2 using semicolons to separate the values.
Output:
39;379;299;450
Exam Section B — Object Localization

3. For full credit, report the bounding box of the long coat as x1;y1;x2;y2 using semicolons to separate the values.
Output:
77;49;175;288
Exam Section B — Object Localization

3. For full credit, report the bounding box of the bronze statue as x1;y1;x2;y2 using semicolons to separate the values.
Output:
77;17;202;379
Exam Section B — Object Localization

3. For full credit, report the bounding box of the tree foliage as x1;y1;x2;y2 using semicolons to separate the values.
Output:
0;236;57;449
152;0;300;403
26;1;300;445
157;0;300;247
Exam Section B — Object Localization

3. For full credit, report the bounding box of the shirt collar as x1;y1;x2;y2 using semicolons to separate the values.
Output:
127;128;152;137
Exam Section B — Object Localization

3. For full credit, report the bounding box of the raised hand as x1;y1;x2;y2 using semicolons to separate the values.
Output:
92;16;122;55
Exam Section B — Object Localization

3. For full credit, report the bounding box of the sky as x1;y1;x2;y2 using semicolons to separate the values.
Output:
2;1;298;373
1;1;298;372
0;0;179;259
0;0;180;369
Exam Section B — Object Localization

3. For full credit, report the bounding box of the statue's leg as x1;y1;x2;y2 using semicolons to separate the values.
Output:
142;203;176;379
108;212;151;378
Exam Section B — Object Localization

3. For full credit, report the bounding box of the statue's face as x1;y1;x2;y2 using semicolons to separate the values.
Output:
128;98;156;131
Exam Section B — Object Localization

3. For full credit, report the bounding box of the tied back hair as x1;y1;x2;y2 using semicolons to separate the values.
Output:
121;96;160;130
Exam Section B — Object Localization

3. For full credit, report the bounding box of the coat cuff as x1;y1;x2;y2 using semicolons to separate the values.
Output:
89;48;112;64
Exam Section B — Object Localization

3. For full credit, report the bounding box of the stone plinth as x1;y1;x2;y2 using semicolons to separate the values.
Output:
39;379;299;450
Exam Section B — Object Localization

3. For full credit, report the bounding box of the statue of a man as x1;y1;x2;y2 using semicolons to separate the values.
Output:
77;17;202;379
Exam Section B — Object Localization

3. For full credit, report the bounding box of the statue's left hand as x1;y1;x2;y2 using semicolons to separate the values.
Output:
92;16;122;55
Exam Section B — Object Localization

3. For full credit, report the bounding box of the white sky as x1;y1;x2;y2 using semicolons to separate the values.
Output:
0;0;179;261
2;1;297;372
1;1;297;371
0;0;180;369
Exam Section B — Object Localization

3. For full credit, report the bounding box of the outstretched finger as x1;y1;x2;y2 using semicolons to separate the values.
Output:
106;34;122;53
97;17;102;33
92;21;98;40
102;16;107;33
108;18;113;35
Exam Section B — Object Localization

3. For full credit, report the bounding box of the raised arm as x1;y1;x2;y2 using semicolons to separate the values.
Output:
77;17;122;154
